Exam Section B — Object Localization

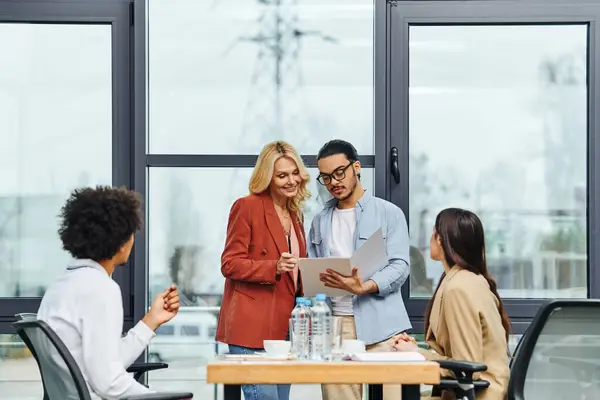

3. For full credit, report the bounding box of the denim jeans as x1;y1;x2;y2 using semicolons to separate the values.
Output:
227;344;291;400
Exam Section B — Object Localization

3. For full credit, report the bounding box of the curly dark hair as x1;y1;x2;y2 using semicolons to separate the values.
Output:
58;186;143;261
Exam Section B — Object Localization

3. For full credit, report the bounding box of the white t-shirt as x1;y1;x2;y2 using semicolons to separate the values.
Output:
329;207;357;316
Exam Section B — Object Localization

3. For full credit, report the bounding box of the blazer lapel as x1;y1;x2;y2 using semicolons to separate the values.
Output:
289;214;306;296
427;266;462;342
262;194;290;256
292;213;307;258
427;291;442;342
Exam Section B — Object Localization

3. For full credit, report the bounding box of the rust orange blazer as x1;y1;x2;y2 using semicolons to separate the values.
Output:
216;192;306;349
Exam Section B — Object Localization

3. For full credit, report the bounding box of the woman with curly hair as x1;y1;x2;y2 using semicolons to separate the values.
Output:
37;186;182;400
216;141;311;400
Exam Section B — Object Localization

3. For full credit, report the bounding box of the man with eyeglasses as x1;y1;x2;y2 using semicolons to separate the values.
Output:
309;139;411;400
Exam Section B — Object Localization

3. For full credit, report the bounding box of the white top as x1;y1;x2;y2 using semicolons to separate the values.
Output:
329;207;357;316
37;259;155;400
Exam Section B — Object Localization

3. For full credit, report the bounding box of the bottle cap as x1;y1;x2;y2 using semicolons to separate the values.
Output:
315;293;326;301
295;297;305;305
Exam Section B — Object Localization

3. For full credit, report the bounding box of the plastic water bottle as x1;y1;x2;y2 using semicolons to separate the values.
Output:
305;299;313;356
310;293;332;360
291;298;310;359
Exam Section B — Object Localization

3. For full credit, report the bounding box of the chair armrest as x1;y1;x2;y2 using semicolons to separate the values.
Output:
127;363;169;382
437;360;487;373
435;360;488;384
120;392;193;400
439;377;490;391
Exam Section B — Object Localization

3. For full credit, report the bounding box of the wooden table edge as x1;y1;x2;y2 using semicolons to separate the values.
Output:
206;361;441;385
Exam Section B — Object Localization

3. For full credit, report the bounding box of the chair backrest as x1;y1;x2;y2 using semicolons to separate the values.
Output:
509;327;527;369
15;313;38;321
12;320;91;400
14;312;50;399
508;300;600;400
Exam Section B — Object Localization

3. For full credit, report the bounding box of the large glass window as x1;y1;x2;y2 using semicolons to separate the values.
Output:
147;0;374;154
0;23;112;298
146;1;375;397
408;25;588;299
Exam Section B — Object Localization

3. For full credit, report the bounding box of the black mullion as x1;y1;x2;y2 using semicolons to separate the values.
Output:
589;19;600;299
131;0;148;338
110;0;134;319
145;154;376;168
375;0;391;200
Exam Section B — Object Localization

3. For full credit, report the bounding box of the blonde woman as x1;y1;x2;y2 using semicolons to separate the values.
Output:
216;141;311;400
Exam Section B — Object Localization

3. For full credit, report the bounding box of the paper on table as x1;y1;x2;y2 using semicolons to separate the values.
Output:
221;354;297;361
348;352;426;362
299;229;388;297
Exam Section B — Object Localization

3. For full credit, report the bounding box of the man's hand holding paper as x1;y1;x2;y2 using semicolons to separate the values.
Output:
319;266;365;295
319;267;380;295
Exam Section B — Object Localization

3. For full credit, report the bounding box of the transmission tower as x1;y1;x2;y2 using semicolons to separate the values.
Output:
225;0;337;153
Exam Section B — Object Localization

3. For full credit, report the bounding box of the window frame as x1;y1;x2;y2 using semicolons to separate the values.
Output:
385;0;600;334
0;0;134;333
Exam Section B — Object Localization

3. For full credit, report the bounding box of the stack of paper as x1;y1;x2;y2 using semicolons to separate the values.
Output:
348;352;426;362
221;353;296;361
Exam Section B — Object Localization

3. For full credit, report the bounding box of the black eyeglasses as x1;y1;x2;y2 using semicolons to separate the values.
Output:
317;161;355;185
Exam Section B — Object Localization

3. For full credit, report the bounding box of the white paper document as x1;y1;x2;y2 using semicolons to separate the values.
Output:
348;351;426;362
299;229;388;297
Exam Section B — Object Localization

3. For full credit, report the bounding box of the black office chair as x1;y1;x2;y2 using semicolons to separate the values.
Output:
435;299;600;400
14;313;168;383
12;319;193;400
431;324;529;396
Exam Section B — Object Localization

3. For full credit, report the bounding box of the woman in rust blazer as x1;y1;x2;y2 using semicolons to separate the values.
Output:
216;141;310;400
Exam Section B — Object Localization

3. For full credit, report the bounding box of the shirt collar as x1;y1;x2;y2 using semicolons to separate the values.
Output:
356;190;373;210
67;259;110;276
325;189;373;210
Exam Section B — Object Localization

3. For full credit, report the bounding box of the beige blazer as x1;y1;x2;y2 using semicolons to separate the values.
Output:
417;266;510;400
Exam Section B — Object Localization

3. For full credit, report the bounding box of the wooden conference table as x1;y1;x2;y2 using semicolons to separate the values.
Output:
207;357;440;400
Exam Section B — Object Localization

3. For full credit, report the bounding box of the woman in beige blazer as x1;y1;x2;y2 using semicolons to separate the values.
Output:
394;208;510;400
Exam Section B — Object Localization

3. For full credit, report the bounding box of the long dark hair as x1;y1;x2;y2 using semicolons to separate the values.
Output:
423;208;511;344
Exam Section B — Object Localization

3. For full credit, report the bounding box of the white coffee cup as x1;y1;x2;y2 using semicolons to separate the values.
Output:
342;339;366;354
263;340;291;356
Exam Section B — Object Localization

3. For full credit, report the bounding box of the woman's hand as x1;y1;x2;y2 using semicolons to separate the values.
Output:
393;338;418;352
142;285;180;331
392;333;418;352
397;332;417;344
276;252;297;275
